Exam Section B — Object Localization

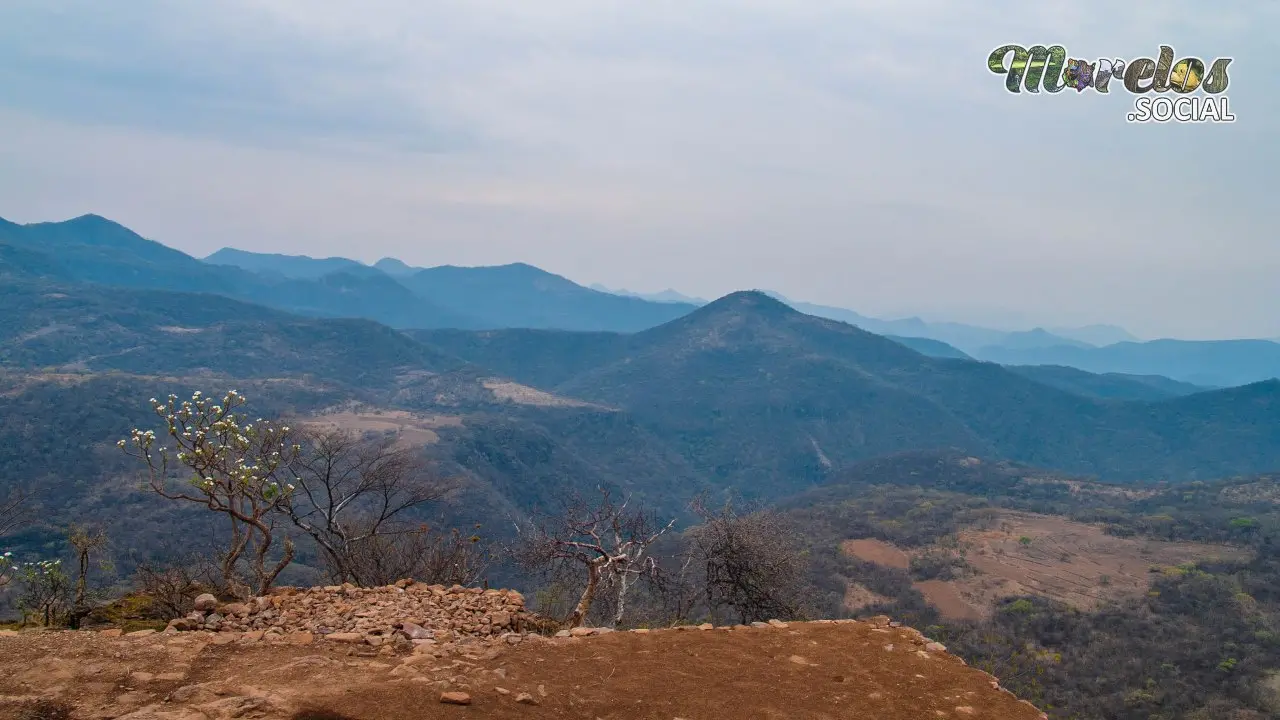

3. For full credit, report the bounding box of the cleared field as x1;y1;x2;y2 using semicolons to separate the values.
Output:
842;511;1251;620
296;409;464;447
481;379;602;408
914;580;983;621
841;539;910;569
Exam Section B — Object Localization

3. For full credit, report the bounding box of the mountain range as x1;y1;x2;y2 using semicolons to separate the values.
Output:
2;214;1279;388
2;214;1280;589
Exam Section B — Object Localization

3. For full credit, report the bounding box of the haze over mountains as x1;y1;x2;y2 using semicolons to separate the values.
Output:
3;214;1280;391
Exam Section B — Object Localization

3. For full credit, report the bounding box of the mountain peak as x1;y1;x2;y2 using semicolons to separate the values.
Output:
373;257;418;276
702;289;796;314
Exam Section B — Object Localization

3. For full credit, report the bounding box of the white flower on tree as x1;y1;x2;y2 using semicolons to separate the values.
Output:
122;390;300;598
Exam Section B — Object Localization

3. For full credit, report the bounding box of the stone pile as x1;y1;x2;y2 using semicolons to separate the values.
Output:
166;580;551;644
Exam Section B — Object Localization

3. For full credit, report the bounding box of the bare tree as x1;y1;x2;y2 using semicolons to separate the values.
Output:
283;429;456;586
516;488;675;629
66;525;111;629
122;390;300;597
341;524;491;588
132;552;221;620
685;498;809;625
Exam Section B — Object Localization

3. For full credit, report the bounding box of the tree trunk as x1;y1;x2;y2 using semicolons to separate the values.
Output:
614;570;631;628
567;562;602;628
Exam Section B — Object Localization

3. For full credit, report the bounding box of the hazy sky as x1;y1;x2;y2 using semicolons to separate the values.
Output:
1;1;1276;339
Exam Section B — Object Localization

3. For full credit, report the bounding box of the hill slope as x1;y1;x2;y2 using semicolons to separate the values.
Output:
0;278;462;385
1004;364;1210;400
549;292;1280;486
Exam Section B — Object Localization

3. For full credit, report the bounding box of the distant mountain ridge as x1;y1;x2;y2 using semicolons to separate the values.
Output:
205;247;376;280
0;215;695;333
5;213;1280;386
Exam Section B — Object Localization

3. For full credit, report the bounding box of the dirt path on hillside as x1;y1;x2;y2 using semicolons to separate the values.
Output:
0;623;1044;720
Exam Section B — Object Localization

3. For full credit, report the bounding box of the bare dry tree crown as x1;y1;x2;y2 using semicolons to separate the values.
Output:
515;487;675;629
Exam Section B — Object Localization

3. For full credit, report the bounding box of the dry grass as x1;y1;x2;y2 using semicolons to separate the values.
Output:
842;511;1251;620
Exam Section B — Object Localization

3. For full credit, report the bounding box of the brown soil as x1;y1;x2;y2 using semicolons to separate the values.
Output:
842;511;1250;620
0;623;1045;720
841;539;910;569
958;512;1249;612
913;581;983;622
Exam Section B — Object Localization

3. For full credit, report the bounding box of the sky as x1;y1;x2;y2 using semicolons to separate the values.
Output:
0;1;1276;339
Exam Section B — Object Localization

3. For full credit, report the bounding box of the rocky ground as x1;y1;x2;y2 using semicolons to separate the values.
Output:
0;583;1047;720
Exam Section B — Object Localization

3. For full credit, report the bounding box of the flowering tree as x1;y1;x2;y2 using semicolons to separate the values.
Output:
17;559;70;626
0;489;29;589
122;390;300;597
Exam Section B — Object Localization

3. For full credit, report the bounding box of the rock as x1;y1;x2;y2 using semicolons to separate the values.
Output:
868;615;892;628
554;630;571;638
494;687;510;695
439;691;472;705
750;621;770;628
789;655;813;666
193;594;218;612
130;671;155;684
505;634;522;645
926;642;947;653
767;619;789;628
166;618;199;632
326;632;366;643
240;630;265;643
99;628;123;637
698;623;714;630
126;629;157;638
490;611;511;627
398;622;434;640
286;632;314;645
221;603;250;618
515;692;539;705
569;627;595;637
631;628;650;634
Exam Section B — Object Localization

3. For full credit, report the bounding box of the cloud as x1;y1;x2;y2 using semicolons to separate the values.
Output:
0;0;1276;338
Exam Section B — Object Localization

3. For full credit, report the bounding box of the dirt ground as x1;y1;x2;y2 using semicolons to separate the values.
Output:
0;623;1045;720
840;539;910;569
842;511;1250;620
